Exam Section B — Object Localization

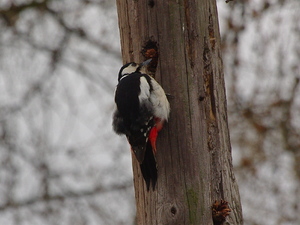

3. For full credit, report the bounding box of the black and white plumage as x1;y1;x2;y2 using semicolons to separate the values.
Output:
113;59;170;190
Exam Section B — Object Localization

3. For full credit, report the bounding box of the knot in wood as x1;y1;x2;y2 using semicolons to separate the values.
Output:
170;206;177;215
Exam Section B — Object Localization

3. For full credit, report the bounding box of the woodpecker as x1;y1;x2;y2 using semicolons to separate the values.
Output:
112;59;170;190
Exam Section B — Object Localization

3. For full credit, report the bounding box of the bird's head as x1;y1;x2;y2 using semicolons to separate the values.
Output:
118;59;152;81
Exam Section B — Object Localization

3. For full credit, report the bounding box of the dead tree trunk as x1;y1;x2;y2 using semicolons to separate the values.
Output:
116;0;243;224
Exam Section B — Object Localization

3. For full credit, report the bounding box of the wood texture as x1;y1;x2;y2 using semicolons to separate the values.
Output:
116;0;243;224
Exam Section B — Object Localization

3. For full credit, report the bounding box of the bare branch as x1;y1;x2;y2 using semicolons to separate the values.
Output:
0;182;132;211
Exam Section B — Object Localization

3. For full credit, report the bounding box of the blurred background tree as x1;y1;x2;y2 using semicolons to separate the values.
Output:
218;0;300;224
0;0;299;225
0;1;135;224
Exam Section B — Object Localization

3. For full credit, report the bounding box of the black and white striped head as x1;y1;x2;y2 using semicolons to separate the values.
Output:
118;59;152;81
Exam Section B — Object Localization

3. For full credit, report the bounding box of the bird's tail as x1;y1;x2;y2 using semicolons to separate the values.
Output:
139;141;157;191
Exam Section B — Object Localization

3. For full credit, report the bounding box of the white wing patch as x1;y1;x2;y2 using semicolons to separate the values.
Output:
138;75;170;122
138;76;150;103
150;78;170;121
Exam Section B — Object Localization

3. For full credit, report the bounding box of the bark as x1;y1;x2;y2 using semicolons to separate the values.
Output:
116;0;243;224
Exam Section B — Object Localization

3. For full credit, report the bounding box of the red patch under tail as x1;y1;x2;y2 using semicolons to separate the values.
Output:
148;118;164;155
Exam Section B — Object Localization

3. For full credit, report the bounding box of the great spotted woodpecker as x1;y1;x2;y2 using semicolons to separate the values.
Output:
113;59;170;190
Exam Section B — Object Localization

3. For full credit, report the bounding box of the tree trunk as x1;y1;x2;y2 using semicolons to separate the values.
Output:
116;0;243;224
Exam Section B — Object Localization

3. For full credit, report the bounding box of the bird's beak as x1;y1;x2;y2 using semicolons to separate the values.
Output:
141;58;152;66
